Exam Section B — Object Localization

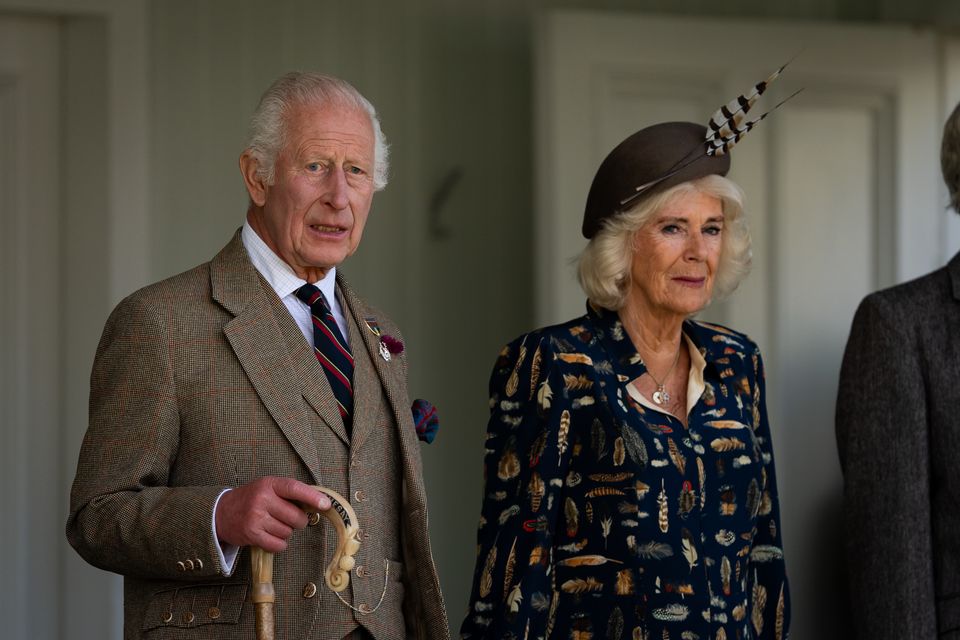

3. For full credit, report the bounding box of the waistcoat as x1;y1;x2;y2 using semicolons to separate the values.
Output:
290;293;408;640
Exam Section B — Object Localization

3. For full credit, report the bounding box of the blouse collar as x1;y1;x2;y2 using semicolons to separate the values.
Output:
585;301;739;380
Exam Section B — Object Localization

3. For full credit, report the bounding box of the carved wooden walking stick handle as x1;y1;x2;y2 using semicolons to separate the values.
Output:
250;487;361;640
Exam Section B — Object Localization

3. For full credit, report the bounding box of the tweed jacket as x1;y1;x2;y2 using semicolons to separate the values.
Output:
460;303;789;640
836;251;960;639
67;230;449;640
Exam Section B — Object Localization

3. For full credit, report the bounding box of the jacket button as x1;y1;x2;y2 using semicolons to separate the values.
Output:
176;561;186;571
184;559;195;571
354;490;367;502
302;582;317;598
163;611;173;624
208;606;221;620
308;512;321;526
356;565;367;577
358;603;373;614
182;611;195;624
195;558;203;570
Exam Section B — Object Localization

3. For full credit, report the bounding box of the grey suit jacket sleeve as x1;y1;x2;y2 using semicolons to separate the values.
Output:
836;293;937;639
66;292;230;580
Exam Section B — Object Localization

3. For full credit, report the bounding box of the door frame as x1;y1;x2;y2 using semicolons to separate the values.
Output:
0;0;151;301
0;2;148;638
534;10;956;640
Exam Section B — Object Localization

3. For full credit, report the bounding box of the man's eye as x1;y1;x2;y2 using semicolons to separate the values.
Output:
307;162;321;172
348;165;365;176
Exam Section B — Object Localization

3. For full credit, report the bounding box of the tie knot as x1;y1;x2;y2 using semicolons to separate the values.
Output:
295;283;329;312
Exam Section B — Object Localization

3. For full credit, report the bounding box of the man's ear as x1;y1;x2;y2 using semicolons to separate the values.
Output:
240;151;268;207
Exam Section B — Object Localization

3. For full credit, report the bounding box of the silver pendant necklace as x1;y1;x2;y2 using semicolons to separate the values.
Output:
646;345;681;405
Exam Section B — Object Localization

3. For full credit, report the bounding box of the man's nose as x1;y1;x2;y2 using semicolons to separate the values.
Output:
325;168;350;210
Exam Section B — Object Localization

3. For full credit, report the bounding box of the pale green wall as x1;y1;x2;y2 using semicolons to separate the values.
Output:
147;1;960;637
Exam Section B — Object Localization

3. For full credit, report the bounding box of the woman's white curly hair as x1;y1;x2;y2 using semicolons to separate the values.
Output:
577;175;752;311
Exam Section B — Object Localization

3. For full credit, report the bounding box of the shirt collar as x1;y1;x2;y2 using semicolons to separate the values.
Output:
585;301;733;378
241;221;338;300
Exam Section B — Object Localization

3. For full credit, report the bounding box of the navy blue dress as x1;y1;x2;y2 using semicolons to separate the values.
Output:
460;303;789;640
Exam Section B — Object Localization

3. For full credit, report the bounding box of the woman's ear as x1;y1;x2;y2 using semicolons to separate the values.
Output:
240;151;268;207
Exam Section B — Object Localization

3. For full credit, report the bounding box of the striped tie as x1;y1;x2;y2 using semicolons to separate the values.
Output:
295;284;353;425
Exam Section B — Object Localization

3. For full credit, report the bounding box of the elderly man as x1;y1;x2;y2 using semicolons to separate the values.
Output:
67;72;448;640
836;101;960;638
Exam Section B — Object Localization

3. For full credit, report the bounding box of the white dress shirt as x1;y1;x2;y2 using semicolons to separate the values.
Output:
241;221;350;344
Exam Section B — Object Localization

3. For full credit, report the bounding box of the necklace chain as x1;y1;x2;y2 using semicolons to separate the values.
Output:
644;344;681;405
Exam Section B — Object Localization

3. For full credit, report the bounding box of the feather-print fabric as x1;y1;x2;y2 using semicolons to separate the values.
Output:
460;303;789;639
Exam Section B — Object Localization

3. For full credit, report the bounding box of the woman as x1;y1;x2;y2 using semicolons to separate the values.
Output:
460;118;790;639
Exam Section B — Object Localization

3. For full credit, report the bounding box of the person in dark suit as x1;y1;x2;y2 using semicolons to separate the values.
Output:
836;101;960;639
66;72;448;640
460;107;791;636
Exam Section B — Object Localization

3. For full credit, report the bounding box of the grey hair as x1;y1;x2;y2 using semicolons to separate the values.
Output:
942;100;960;213
577;175;751;311
246;71;389;190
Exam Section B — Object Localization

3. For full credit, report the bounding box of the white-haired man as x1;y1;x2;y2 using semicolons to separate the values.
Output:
67;72;448;640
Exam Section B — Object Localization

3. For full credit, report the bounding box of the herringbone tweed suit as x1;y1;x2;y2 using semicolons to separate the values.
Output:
836;251;960;639
67;230;449;639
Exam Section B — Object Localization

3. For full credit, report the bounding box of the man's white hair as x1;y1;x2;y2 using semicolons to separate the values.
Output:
246;71;389;190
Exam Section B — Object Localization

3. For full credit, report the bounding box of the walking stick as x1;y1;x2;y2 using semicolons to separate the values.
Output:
250;487;361;640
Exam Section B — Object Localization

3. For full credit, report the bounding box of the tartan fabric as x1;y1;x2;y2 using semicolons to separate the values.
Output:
295;283;354;425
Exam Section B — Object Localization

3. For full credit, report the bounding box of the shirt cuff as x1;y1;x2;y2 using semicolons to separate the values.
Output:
212;488;239;576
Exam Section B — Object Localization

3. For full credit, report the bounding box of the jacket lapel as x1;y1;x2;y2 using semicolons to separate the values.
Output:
336;275;422;474
211;231;341;482
342;297;379;451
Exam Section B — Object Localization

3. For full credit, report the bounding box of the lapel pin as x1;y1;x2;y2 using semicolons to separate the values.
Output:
365;317;404;362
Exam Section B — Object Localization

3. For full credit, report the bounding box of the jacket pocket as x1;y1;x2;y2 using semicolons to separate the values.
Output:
142;582;247;632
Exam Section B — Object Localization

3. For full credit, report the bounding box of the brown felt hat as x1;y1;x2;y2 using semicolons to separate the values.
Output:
582;121;731;239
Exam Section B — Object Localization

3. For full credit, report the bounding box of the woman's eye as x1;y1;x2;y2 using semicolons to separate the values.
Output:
662;224;680;234
704;226;723;236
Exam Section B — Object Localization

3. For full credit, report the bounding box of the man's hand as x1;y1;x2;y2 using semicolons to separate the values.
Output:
215;477;331;552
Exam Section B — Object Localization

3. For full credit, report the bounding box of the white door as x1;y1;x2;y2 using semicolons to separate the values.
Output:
536;11;948;639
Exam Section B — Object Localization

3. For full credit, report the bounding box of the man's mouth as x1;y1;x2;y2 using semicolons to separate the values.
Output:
310;224;346;233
